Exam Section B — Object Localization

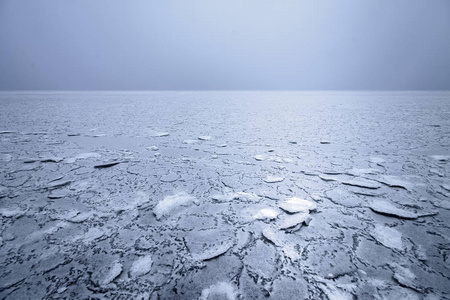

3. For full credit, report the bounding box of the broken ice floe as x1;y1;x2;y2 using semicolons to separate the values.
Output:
389;263;418;290
370;224;404;251
148;130;169;137
91;261;122;286
0;207;26;219
0;186;8;198
198;135;211;141
263;176;284;183
129;255;153;277
182;139;198;144
278;212;312;232
153;192;199;220
185;229;235;261
211;192;260;203
66;152;101;163
146;146;159;151
40;157;64;163
261;227;303;260
278;197;317;213
341;179;381;189
199;282;237;300
376;175;414;190
254;155;266;161
369;200;437;219
430;155;449;162
441;184;450;192
94;161;121;168
369;157;386;164
48;189;70;199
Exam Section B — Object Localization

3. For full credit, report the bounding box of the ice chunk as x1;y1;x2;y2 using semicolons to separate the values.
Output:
148;130;169;137
279;197;317;213
254;155;266;161
198;135;211;141
263;176;284;183
91;261;122;286
48;190;69;199
0;208;26;219
370;157;385;164
318;281;354;300
66;152;101;163
253;208;279;220
369;200;418;219
441;184;450;192
430;155;449;161
185;229;235;261
40;157;64;163
199;282;237;300
278;212;311;231
341;179;381;189
94;161;121;168
0;186;8;198
146;146;159;151
153;192;199;220
371;224;404;251
191;240;234;261
376;175;413;190
182;139;198;144
211;193;239;203
390;263;417;289
129;255;153;277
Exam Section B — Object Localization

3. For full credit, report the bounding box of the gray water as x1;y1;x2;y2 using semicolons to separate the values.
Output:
0;91;449;299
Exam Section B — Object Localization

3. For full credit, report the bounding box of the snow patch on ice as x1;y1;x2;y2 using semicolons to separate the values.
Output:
199;281;238;300
278;197;317;213
153;192;199;220
253;208;279;220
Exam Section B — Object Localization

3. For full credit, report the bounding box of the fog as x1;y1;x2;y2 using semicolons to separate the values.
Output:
0;0;449;90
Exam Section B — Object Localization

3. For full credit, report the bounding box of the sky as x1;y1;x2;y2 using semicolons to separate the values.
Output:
0;0;449;90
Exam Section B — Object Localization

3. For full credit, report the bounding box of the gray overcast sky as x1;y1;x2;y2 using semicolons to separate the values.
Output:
0;0;449;90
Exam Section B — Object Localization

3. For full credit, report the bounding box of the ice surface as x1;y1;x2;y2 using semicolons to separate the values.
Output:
0;91;448;299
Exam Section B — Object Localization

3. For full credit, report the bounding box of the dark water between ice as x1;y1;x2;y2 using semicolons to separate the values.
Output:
0;91;449;299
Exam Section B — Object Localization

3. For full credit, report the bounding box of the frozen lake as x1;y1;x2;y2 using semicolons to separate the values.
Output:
0;91;450;299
